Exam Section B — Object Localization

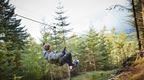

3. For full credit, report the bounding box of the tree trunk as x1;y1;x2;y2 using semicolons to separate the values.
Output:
132;0;144;50
141;0;144;49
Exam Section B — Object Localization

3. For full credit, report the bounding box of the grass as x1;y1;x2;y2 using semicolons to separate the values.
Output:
71;70;115;80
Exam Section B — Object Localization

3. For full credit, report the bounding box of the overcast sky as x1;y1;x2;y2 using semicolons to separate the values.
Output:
10;0;133;43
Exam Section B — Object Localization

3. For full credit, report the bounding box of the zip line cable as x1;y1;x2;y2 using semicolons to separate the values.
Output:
14;14;55;30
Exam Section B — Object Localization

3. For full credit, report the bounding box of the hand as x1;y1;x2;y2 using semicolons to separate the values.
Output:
64;47;66;51
62;47;66;54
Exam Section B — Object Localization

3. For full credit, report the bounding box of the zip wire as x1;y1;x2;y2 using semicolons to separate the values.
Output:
14;14;55;30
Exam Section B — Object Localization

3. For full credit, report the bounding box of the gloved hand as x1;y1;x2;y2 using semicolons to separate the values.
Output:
62;47;66;56
63;47;66;51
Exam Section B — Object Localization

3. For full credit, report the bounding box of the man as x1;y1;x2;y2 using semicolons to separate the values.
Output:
42;43;76;69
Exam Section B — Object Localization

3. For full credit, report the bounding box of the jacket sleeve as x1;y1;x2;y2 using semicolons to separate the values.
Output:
49;52;62;60
42;50;63;60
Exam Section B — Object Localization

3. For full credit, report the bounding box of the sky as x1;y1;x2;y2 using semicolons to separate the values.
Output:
10;0;134;43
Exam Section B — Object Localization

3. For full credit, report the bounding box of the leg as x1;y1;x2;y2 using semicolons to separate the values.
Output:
65;53;73;66
59;53;73;66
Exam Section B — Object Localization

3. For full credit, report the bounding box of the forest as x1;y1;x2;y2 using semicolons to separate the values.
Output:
0;0;144;80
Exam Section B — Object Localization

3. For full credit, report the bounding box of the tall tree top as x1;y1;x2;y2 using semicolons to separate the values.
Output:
54;0;70;28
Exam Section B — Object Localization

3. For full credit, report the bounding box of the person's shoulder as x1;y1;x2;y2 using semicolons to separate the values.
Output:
42;49;49;54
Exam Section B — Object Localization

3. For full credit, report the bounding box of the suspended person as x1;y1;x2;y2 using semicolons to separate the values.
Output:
42;43;79;69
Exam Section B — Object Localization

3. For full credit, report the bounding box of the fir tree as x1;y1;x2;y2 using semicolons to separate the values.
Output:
52;0;71;51
0;0;28;79
97;27;111;70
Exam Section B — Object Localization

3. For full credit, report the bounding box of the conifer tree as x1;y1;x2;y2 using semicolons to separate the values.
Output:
0;0;28;79
98;28;111;70
52;0;71;51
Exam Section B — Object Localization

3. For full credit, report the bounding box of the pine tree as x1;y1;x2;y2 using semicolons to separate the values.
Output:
52;0;71;51
85;26;99;71
97;27;111;70
0;0;28;79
